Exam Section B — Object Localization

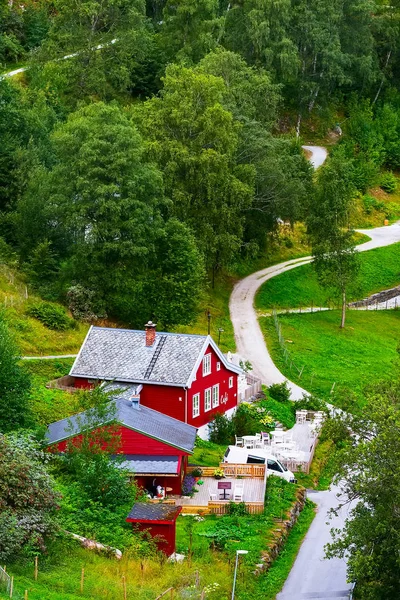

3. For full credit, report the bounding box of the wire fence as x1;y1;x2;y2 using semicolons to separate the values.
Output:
0;566;11;594
272;309;337;396
270;296;400;316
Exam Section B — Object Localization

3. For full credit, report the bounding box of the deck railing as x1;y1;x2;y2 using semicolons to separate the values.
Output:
180;501;264;515
187;463;265;478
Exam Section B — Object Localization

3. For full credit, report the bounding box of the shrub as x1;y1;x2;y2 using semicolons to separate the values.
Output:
295;394;327;412
26;301;75;331
227;502;248;516
208;412;234;445
232;402;275;437
67;284;106;322
380;171;397;194
182;475;197;496
191;467;203;477
268;382;291;403
362;194;385;214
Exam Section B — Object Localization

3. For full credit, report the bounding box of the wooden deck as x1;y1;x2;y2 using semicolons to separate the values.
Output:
176;476;266;507
275;423;318;474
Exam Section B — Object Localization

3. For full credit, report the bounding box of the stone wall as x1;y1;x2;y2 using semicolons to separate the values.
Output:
349;285;400;308
253;487;307;575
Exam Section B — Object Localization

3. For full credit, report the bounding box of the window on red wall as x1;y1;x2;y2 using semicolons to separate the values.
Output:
212;384;219;408
204;388;212;411
193;393;200;418
229;376;234;388
217;362;221;371
202;354;211;376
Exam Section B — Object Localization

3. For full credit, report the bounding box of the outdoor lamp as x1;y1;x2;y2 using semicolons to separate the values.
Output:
231;549;248;600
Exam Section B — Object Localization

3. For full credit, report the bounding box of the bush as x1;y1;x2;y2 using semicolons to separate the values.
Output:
182;475;197;496
380;171;397;194
232;402;275;437
26;301;75;331
208;412;234;445
67;284;106;322
295;394;327;412
227;502;248;516
362;194;385;214
191;467;203;477
268;382;291;403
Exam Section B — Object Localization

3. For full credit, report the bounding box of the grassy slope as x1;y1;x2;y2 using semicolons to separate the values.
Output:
3;479;303;600
0;267;88;355
261;310;400;402
23;358;78;425
256;242;400;310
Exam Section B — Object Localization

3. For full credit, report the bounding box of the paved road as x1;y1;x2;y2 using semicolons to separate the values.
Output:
302;145;328;169
277;486;355;600
230;146;400;598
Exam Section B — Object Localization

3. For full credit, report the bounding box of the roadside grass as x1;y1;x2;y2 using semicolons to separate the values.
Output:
260;310;400;404
295;439;336;490
256;242;400;310
22;358;77;425
351;184;400;228
3;479;306;600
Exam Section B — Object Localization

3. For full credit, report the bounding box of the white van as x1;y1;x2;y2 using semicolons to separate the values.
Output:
223;446;297;483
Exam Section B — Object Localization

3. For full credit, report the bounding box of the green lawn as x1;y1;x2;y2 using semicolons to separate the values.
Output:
261;310;400;404
256;242;400;310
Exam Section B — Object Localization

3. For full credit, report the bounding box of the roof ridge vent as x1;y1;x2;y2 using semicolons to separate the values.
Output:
144;335;167;380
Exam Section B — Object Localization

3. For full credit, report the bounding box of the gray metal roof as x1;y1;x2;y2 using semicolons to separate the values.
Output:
70;326;208;386
117;455;179;475
46;396;197;454
126;503;182;522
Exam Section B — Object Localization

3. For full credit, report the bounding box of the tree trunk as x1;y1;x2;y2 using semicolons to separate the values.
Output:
296;113;302;138
340;290;346;329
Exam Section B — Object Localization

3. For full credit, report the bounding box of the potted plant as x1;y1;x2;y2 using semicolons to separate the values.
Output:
191;467;203;481
213;467;225;480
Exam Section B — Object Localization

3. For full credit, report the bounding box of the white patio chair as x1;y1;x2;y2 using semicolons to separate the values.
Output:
233;481;244;502
209;493;217;501
296;410;306;424
235;436;244;447
261;432;270;446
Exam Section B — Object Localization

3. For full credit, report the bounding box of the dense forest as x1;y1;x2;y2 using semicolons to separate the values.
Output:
2;0;400;329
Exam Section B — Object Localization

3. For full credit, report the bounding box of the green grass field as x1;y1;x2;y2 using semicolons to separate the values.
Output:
256;242;400;311
261;310;400;404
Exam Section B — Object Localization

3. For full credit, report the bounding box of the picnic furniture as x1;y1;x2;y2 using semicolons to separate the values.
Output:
218;481;231;500
233;480;244;502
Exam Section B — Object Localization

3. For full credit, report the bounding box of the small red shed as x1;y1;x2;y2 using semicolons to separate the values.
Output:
126;503;182;556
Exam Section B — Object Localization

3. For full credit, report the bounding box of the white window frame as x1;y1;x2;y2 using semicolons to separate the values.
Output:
202;353;212;376
212;384;219;408
229;376;234;389
192;393;200;418
204;388;212;412
216;362;221;371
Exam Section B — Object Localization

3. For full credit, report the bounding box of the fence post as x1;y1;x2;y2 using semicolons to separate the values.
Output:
24;591;28;600
80;568;84;593
9;577;13;599
34;556;38;581
122;575;127;600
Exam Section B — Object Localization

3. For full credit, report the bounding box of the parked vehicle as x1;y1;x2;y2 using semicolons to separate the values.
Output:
223;446;297;483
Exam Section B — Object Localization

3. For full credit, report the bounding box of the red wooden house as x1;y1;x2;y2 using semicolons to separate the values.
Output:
69;322;242;438
46;394;197;495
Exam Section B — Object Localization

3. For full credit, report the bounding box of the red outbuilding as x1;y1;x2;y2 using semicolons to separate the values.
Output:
68;322;243;438
46;394;197;496
126;503;182;556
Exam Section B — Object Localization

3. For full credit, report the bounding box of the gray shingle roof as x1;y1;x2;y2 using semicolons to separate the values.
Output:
126;503;182;522
117;455;179;475
46;395;197;454
70;326;208;386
